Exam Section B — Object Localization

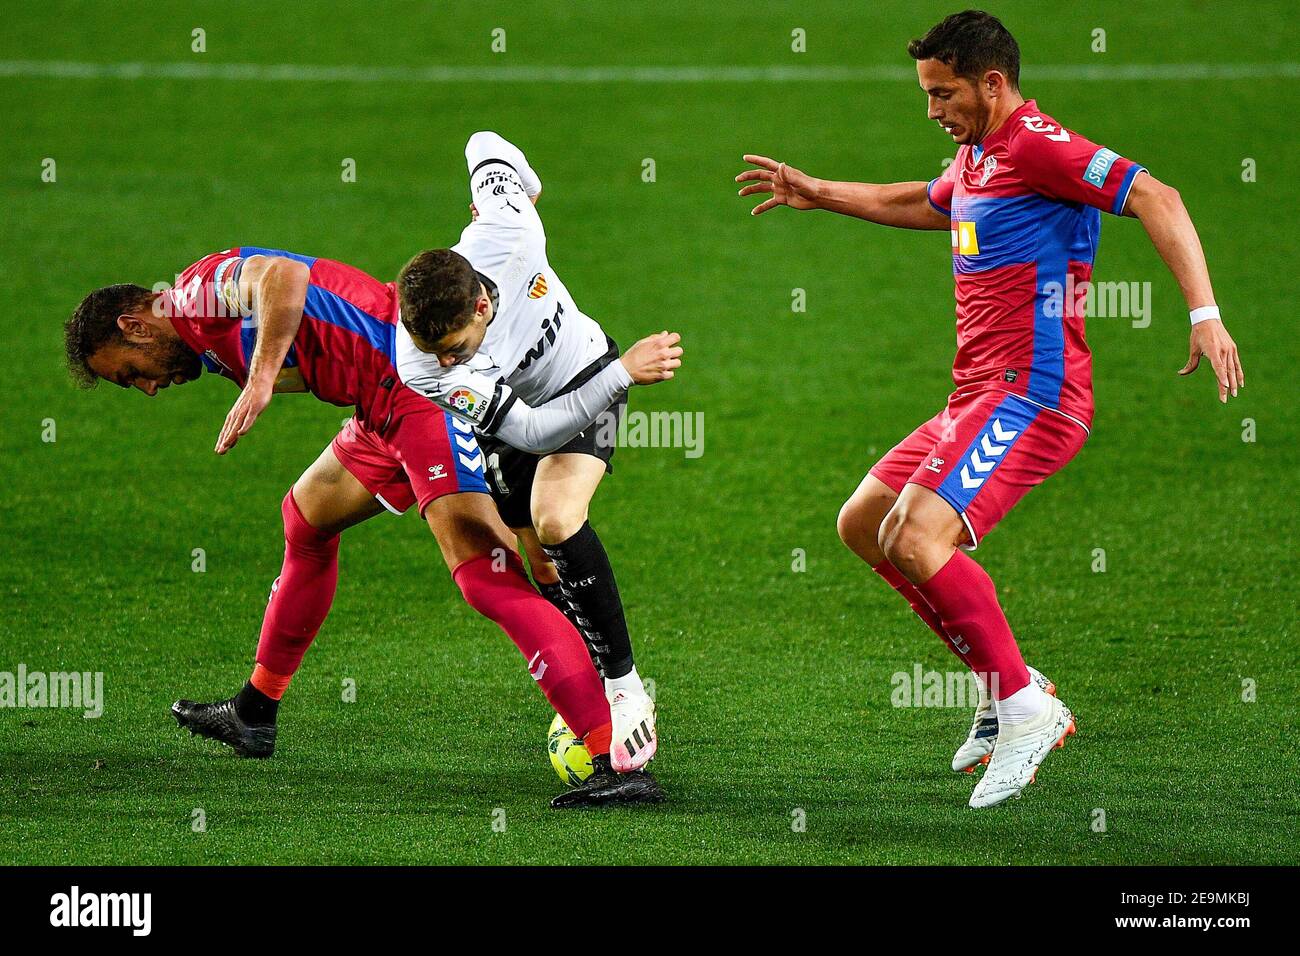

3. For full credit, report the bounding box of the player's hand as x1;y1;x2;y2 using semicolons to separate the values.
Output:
621;331;683;384
1179;319;1243;403
215;381;274;454
735;155;821;215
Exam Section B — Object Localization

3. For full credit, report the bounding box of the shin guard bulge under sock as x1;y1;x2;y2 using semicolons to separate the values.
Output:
252;489;340;689
452;554;611;751
540;522;635;681
915;550;1031;700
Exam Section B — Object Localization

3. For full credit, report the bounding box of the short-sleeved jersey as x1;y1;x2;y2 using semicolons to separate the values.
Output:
160;247;408;430
395;132;610;430
926;99;1146;429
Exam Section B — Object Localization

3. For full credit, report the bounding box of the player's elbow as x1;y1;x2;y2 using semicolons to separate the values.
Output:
1128;175;1182;219
267;256;311;286
1152;180;1182;211
466;130;504;156
515;433;564;455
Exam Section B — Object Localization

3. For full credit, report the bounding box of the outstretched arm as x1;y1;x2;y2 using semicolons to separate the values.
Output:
1125;173;1243;403
735;154;949;230
215;255;311;454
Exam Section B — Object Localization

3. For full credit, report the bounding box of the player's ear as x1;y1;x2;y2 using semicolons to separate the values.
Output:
117;313;152;341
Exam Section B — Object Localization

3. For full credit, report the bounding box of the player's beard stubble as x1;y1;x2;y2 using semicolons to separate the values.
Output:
145;335;204;384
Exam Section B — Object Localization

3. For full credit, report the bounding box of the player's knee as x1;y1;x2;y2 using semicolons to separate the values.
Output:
836;498;868;548
878;507;924;569
453;552;527;619
533;504;586;546
838;496;888;565
283;488;337;553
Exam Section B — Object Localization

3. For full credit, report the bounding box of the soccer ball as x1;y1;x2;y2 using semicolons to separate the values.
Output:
547;713;593;787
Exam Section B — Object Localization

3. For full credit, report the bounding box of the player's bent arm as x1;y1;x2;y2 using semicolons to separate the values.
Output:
238;256;311;393
214;255;311;454
492;362;633;453
400;331;683;454
466;130;542;198
491;331;684;452
1125;172;1244;401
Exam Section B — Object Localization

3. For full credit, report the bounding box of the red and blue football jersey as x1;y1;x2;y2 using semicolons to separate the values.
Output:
160;247;405;428
926;99;1146;429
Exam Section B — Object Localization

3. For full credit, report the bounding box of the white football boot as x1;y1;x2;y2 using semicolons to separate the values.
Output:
952;666;1055;773
607;670;657;772
968;694;1077;808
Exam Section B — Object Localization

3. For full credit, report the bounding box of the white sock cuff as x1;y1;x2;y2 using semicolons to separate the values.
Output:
996;681;1048;725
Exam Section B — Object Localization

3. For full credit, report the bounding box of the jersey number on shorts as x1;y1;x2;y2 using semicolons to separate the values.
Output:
486;451;510;497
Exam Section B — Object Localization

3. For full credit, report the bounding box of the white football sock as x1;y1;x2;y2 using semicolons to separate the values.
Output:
605;665;644;698
996;680;1049;725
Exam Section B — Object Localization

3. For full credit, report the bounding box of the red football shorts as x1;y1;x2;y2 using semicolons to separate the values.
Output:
331;388;490;516
869;389;1088;549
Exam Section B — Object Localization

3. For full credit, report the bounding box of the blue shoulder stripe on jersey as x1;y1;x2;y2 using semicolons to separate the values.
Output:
1110;164;1146;216
236;247;318;267
304;284;395;360
934;395;1041;515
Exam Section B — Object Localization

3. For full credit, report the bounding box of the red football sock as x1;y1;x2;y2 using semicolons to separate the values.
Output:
583;722;612;759
452;553;610;751
252;489;340;686
916;550;1030;700
873;560;950;644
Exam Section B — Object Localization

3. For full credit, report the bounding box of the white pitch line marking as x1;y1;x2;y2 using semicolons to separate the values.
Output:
0;60;1296;84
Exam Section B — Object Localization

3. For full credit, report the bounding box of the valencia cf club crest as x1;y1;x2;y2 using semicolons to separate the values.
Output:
527;273;548;299
979;154;998;187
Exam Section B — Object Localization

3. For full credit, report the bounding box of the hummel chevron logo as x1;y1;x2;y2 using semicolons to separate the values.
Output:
458;452;484;472
450;417;475;434
960;419;1019;489
454;434;479;453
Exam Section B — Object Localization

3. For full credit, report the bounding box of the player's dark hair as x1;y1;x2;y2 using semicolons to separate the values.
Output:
397;249;481;347
63;284;155;388
908;10;1020;90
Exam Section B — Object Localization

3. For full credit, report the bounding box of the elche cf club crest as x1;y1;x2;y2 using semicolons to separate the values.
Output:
979;155;998;187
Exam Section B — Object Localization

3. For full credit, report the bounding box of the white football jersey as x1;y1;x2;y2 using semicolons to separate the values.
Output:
396;132;610;431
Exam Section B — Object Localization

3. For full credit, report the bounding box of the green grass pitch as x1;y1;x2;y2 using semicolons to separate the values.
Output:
1;1;1296;865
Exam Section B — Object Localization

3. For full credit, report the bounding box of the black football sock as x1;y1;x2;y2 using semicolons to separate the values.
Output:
234;681;279;725
537;579;604;676
541;522;635;680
